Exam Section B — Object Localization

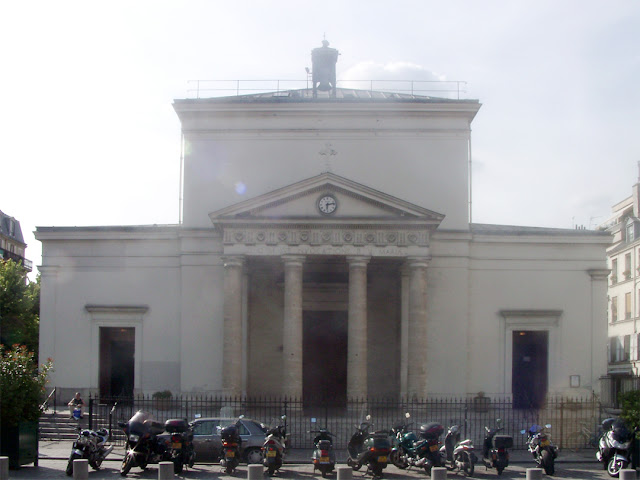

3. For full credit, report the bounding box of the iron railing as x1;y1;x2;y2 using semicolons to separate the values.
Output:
186;79;467;100
89;395;608;450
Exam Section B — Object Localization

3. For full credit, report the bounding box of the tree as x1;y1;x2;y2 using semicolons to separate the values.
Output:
0;344;52;427
619;390;640;430
0;259;40;355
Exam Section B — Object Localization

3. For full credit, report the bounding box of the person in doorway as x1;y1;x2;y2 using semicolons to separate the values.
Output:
68;392;86;419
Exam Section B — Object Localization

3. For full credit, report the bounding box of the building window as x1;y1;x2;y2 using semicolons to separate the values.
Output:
612;259;618;283
624;253;631;280
628;223;635;242
612;296;618;322
611;336;631;363
626;292;632;320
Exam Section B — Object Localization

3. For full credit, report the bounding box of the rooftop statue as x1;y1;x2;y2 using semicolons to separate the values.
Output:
311;40;339;98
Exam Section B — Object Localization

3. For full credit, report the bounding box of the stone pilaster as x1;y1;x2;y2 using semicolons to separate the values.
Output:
406;256;430;398
347;255;370;399
282;255;305;399
222;255;244;396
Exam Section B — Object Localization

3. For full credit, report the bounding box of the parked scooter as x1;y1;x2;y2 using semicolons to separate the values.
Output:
347;415;392;478
481;419;512;475
220;422;242;474
440;423;477;476
521;424;557;475
597;418;634;477
262;415;288;476
310;428;336;477
119;411;195;476
65;427;114;476
389;413;445;473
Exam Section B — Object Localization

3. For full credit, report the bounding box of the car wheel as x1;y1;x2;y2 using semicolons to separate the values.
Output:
245;448;263;464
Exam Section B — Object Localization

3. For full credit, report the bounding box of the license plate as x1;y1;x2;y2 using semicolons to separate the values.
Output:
430;444;439;452
540;440;550;447
172;443;182;449
378;456;387;463
267;450;277;458
226;451;235;458
319;457;329;463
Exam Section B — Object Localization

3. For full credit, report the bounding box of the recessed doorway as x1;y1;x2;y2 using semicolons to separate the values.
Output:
99;327;135;401
303;311;347;407
512;330;548;408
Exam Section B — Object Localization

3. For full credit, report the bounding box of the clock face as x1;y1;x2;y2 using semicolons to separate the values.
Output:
318;195;337;215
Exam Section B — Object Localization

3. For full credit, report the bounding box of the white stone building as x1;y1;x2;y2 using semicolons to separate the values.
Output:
36;52;610;406
600;179;640;397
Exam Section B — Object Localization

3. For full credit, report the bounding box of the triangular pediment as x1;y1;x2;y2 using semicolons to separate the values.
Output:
209;172;444;227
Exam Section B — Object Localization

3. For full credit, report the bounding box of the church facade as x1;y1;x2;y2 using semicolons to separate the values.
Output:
37;83;610;406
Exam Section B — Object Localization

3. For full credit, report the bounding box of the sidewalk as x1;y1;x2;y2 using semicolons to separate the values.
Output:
37;440;598;464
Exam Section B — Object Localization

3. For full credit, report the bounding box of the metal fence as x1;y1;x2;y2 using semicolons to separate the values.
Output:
89;395;609;451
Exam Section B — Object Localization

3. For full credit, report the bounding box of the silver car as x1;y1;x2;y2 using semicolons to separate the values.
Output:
191;417;267;464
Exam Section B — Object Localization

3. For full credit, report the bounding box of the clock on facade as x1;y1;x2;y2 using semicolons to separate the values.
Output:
318;194;337;215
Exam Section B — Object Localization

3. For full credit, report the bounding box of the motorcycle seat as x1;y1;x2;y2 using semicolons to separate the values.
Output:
144;419;166;435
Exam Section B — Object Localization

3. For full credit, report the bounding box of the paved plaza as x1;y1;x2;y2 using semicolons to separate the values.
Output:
5;441;636;480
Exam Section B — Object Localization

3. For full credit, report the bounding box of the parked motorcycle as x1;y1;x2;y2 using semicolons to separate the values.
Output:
310;428;336;477
521;424;557;475
262;415;288;476
481;419;512;475
220;422;242;474
119;411;195;476
347;415;392;478
389;413;444;473
597;418;634;477
441;423;477;476
65;427;114;476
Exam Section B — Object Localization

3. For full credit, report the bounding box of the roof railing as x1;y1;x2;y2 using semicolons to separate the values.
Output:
186;79;467;100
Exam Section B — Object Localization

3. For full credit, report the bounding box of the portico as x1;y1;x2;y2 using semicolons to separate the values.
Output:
214;172;441;400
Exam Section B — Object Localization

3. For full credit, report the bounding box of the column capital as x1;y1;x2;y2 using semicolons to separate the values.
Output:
222;255;245;268
406;256;431;269
281;254;306;267
588;268;610;281
346;255;371;268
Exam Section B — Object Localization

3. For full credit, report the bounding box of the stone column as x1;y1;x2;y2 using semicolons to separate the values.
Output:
406;256;430;398
223;255;245;396
347;256;370;399
282;255;305;399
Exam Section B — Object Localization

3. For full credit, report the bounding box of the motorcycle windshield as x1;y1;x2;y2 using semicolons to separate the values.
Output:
126;410;155;436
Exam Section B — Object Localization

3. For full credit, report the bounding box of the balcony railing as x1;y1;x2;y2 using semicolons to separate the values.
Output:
186;79;468;100
0;248;32;272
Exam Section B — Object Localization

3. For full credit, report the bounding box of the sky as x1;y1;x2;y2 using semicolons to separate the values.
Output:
1;0;639;280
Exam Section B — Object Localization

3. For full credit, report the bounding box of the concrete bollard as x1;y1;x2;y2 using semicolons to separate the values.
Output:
526;468;543;480
158;461;174;480
72;458;88;480
431;467;447;480
248;464;263;480
337;466;353;480
620;469;636;480
0;457;8;480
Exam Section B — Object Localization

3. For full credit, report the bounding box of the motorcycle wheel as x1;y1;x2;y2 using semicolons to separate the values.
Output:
267;465;276;476
541;450;554;476
607;457;628;478
89;457;102;470
66;453;81;476
174;459;184;475
496;464;504;476
390;450;409;469
462;451;474;477
372;463;384;479
120;453;135;477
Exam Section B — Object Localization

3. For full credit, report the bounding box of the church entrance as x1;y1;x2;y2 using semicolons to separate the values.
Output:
303;311;348;407
99;327;135;401
512;330;548;408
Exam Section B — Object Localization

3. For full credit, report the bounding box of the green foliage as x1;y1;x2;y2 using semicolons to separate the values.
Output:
0;344;52;427
0;260;40;354
619;390;640;430
152;390;172;399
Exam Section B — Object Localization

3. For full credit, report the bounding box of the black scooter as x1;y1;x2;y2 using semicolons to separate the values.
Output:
310;428;336;477
481;419;512;476
347;415;392;479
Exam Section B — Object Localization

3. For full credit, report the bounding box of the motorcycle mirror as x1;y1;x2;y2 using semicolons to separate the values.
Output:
239;415;245;419
496;418;502;424
366;414;371;421
281;415;287;421
520;429;526;434
194;413;202;419
405;412;411;418
545;424;552;429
